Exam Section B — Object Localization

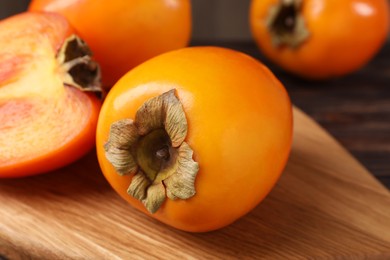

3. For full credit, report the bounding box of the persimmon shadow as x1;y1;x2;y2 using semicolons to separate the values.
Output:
0;150;111;199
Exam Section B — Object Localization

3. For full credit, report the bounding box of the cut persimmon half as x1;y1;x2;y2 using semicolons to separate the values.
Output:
0;12;102;177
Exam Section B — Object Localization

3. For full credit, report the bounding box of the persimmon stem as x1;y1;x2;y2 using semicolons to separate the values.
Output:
57;35;102;94
156;146;170;160
266;0;309;48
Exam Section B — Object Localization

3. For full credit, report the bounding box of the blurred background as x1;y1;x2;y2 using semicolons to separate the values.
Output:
3;0;255;41
1;0;388;42
0;0;389;188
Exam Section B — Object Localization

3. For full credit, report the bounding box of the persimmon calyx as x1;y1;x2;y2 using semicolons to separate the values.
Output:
57;35;102;94
266;0;310;48
104;89;199;214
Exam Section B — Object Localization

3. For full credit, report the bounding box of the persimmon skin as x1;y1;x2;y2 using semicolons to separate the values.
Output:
0;12;101;178
29;0;192;87
96;47;292;232
250;0;390;79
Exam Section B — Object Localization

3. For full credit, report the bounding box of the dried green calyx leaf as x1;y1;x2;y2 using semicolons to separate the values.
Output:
104;119;139;175
135;89;187;147
266;0;310;48
104;89;199;214
127;171;150;201
57;34;102;94
164;142;199;200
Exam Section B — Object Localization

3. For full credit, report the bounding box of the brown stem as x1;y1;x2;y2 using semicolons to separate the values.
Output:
266;0;310;48
57;35;102;94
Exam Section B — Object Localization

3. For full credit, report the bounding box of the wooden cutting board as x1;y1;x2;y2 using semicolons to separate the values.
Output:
1;107;389;259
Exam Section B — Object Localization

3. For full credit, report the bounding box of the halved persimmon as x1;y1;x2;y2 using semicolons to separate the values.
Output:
0;12;102;178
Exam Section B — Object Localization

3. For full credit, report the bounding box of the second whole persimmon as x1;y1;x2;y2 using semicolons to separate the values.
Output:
96;47;293;232
29;0;192;88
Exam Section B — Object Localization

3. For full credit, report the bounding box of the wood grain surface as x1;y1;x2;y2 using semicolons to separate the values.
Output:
1;107;389;259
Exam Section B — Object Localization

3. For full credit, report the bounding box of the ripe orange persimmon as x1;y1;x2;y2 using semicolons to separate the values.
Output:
29;0;192;88
96;47;292;232
250;0;390;79
0;12;101;178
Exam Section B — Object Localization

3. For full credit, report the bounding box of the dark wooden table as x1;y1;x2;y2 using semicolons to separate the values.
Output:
193;40;390;189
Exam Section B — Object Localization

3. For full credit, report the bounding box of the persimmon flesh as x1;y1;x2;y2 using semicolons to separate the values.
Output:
96;47;292;232
0;12;101;177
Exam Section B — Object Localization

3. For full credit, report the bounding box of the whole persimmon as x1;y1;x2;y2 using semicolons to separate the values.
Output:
250;0;390;79
29;0;192;88
96;47;292;232
0;12;101;178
